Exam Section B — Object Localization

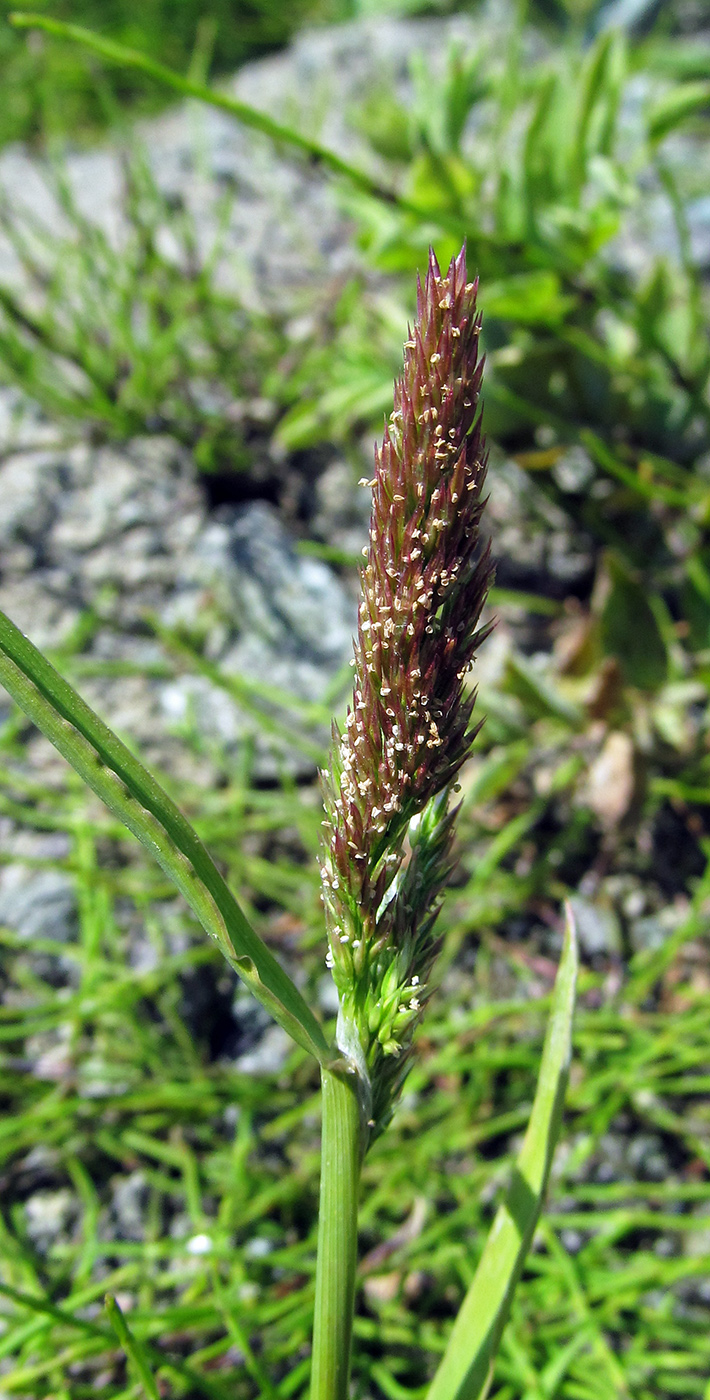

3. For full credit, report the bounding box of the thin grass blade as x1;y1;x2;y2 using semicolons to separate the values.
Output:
427;904;578;1400
105;1295;159;1400
648;80;710;142
0;1283;221;1400
0;609;333;1065
7;12;477;241
8;14;398;206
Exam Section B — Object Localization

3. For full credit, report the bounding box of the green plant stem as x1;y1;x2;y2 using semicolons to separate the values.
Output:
8;13;479;243
311;1067;362;1400
9;14;400;209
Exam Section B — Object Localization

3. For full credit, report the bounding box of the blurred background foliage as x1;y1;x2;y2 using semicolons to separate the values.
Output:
0;0;338;146
1;0;708;148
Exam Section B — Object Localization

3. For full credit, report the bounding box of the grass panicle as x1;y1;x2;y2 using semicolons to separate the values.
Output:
320;247;494;1134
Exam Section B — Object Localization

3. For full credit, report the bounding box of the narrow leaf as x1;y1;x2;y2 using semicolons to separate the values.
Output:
0;1282;221;1400
427;905;578;1400
600;553;668;692
105;1295;159;1400
648;81;710;142
0;610;333;1066
8;12;423;222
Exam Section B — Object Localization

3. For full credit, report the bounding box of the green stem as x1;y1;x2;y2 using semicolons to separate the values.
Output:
9;14;499;247
311;1067;362;1400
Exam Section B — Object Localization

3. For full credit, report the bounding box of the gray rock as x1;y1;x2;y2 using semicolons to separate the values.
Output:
569;895;622;958
0;867;77;943
627;1132;670;1182
159;501;356;776
224;502;354;666
485;453;593;591
0;827;71;863
232;985;272;1053
109;1172;149;1242
24;1188;78;1252
244;1235;273;1259
629;901;687;953
683;1230;710;1260
552;445;595;495
0;385;65;453
586;1131;627;1184
559;1228;584;1255
234;1024;292;1076
317;973;341;1017
312;458;372;558
0;434;204;643
0;419;356;779
27;1027;74;1082
18;1144;61;1179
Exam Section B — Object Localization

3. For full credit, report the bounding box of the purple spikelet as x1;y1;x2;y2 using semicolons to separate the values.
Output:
320;246;494;1133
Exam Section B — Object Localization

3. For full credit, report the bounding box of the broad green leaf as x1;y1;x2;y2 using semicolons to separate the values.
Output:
599;553;668;692
483;272;573;328
105;1295;159;1400
648;81;710;143
504;653;583;727
0;609;333;1067
427;906;578;1400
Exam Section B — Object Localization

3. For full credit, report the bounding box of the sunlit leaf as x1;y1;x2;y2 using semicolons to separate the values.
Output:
105;1295;159;1400
427;906;578;1400
648;81;710;142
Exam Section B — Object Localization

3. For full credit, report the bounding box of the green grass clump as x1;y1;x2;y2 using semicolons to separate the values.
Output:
0;147;279;473
278;28;710;469
0;686;709;1397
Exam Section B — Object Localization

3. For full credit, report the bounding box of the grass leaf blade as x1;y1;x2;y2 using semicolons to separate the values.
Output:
0;1283;222;1400
648;80;710;142
7;12;478;242
427;904;578;1400
8;13;397;206
105;1295;160;1400
0;609;332;1065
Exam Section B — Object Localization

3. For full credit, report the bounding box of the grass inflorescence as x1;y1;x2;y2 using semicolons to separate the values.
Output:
322;249;493;1135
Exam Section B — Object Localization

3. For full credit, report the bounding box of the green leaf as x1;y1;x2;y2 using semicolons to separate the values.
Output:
0;609;333;1067
0;1282;222;1400
573;31;626;181
599;553;669;692
105;1295;159;1400
504;653;583;727
483;272;573;328
7;11;463;242
648;81;710;143
5;14;376;197
427;905;578;1400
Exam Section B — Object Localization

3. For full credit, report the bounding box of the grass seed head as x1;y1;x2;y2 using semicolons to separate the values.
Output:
320;245;494;1133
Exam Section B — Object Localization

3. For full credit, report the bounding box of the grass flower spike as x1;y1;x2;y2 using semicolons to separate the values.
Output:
321;246;494;1135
